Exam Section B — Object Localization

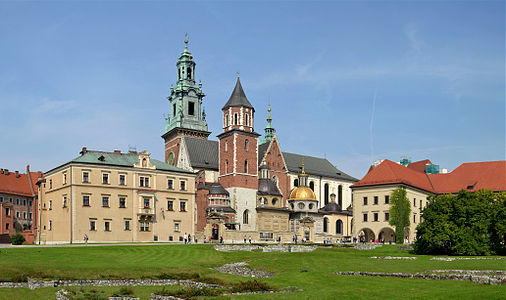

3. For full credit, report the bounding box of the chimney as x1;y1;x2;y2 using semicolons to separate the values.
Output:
114;150;121;154
80;147;87;155
4;169;9;175
15;171;20;178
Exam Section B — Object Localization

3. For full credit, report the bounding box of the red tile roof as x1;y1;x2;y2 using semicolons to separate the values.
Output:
0;168;42;197
407;159;432;173
352;160;506;194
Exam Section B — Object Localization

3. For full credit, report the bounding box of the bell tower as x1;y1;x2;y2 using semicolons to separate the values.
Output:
162;36;210;165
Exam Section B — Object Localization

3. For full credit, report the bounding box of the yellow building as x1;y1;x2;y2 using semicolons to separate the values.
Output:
36;148;196;244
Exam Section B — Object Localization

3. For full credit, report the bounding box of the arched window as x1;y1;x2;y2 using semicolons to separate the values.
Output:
309;181;315;191
272;175;277;185
225;160;229;173
243;210;249;224
142;158;147;167
324;183;329;205
336;220;343;234
323;217;328;233
234;113;238;125
187;67;192;80
272;198;278;205
244;160;248;173
294;179;299;187
225;114;229;127
338;185;343;208
225;141;228;152
261;197;267;205
178;69;181;79
245;113;249;126
245;139;249;151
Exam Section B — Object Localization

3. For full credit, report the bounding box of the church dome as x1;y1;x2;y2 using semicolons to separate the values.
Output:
288;186;316;201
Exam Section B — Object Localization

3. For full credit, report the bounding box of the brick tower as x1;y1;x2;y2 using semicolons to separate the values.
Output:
217;76;260;231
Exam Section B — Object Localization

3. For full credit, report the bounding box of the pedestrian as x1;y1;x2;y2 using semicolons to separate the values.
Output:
203;236;206;244
244;235;247;243
188;234;192;244
294;234;298;244
220;236;223;243
84;234;88;246
248;235;252;244
184;233;188;244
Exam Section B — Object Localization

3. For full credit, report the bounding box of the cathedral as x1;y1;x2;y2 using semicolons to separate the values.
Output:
162;39;358;243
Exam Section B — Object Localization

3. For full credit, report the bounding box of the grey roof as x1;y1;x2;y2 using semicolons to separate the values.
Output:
320;202;342;212
199;183;229;196
257;178;282;196
222;78;254;111
184;137;219;171
53;150;193;174
258;142;270;164
282;152;358;182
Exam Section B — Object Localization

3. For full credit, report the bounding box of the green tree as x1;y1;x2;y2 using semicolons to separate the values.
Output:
389;187;411;244
414;190;506;255
10;233;25;245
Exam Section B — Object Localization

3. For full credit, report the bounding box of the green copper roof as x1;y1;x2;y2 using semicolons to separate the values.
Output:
261;102;275;144
63;150;194;174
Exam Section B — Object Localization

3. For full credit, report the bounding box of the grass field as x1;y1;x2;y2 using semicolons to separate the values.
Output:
0;244;504;299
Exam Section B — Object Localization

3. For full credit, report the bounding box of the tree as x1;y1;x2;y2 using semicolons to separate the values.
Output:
414;190;506;255
10;233;25;245
389;187;411;244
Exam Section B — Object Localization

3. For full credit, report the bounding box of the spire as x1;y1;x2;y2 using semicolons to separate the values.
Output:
222;77;254;111
298;156;309;187
261;98;276;144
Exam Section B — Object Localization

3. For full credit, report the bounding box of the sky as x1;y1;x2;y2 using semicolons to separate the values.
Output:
0;1;504;179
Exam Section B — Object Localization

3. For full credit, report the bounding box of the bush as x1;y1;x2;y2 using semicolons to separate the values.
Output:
10;234;25;245
111;286;134;297
230;279;274;293
155;287;220;298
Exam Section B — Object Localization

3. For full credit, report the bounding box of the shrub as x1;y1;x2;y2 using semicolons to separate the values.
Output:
155;287;220;298
111;286;134;297
230;279;274;293
10;234;25;245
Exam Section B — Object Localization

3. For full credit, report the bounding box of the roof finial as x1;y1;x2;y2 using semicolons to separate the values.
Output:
184;32;189;48
236;71;240;78
301;156;305;174
267;97;271;112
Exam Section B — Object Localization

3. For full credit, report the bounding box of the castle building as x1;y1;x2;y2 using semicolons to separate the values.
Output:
36;148;196;244
163;39;358;243
351;159;506;243
0;166;41;243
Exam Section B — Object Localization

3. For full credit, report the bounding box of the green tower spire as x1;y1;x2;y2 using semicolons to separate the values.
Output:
261;99;275;144
164;35;208;134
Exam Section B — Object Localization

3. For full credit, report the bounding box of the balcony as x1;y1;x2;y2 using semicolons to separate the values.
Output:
138;206;155;216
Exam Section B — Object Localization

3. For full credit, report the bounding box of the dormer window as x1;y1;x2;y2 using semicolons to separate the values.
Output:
234;113;238;125
187;67;192;80
142;158;147;168
245;113;249;126
225;114;229;127
188;101;195;116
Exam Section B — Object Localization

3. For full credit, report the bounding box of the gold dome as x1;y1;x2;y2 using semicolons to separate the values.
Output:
289;186;316;201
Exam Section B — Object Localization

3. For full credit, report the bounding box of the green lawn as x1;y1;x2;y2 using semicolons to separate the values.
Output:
0;244;504;299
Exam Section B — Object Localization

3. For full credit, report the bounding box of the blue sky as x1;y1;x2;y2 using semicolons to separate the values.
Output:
0;1;504;179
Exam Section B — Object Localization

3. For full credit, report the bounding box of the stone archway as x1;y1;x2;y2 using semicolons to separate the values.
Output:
378;227;395;243
358;228;375;242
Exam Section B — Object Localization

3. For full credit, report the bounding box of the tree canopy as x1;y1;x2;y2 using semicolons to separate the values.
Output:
389;187;411;244
414;190;506;256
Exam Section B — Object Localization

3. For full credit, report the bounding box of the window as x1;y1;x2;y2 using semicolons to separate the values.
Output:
363;213;368;222
413;214;417;223
373;212;379;222
104;221;110;232
0;197;3;203
363;197;368;205
167;200;174;211
83;195;90;206
245;139;249;151
309;181;315;191
119;174;126;185
63;172;67;185
49;220;52;231
90;220;96;231
234;113;238;125
173;103;176;116
323;217;328;232
338;185;343;207
5;208;10;216
244;160;248;173
245;113;249;126
140;176;150;187
243;210;249;224
272;198;278;205
336;220;343;234
167;179;174;189
63;195;67;208
23;199;26;206
298;202;305;209
140;221;150;232
102;196;109;207
225;160;229;173
420;199;422;209
180;201;186;212
224;141;228;152
188;101;195;115
124;220;130;231
9;198;12;203
49;179;52;189
29;200;32;206
5;224;9;230
83;172;89;183
29;212;32;220
385;195;390;204
374;196;378;205
174;223;180;232
143;198;150;208
324;183;329;205
16;211;20;218
102;173;109;184
15;198;19;205
225;114;229;127
384;212;390;221
119;197;126;208
294;179;298;187
180;180;186;191
413;198;416;207
49;200;52;210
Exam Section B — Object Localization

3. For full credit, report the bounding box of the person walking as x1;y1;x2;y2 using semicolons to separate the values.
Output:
188;234;192;244
84;234;88;246
184;233;188;244
244;235;247;243
248;235;252;244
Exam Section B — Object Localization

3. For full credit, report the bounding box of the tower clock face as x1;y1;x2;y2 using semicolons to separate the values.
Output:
168;152;175;166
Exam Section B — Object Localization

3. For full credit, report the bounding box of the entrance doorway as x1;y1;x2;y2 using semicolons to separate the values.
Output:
211;224;219;240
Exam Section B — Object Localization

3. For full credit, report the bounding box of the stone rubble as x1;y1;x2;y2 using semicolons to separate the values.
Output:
370;256;417;260
213;244;317;252
213;261;274;278
353;244;383;250
430;257;506;261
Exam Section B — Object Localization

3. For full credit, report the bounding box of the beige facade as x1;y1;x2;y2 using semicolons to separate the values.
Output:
352;184;430;243
37;151;196;244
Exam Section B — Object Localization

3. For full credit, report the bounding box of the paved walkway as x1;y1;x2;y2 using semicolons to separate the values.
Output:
0;242;192;248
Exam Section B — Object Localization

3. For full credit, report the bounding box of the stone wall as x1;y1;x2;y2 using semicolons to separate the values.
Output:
25;278;221;290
